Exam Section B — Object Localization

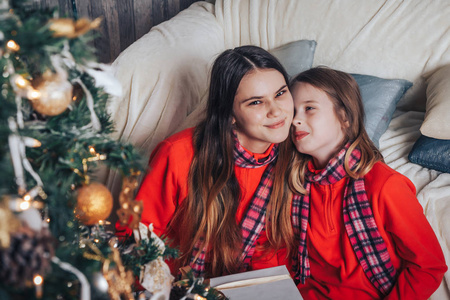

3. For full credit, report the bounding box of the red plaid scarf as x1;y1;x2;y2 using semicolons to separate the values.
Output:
292;143;397;295
189;137;278;277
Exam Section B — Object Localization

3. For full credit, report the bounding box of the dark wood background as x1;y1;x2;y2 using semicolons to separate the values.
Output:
36;0;204;63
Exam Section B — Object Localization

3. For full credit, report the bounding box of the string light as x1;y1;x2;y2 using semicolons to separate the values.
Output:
19;200;30;210
14;75;29;89
33;274;43;299
33;274;43;285
186;294;207;300
133;204;141;213
98;220;110;226
23;186;45;201
89;145;96;155
72;146;107;184
23;137;42;148
27;88;41;100
6;40;20;52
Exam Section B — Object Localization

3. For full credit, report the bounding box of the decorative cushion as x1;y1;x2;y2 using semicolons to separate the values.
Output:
351;74;413;148
420;64;450;139
408;135;450;173
269;40;316;79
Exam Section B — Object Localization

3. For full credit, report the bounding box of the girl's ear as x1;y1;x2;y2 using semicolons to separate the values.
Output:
339;109;350;129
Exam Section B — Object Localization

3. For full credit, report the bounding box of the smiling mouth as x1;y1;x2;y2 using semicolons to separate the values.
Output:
266;119;285;129
294;131;309;140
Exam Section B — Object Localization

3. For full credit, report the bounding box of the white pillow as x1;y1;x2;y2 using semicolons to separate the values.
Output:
420;65;450;140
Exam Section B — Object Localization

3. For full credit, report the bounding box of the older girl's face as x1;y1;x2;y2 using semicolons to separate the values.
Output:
232;68;294;153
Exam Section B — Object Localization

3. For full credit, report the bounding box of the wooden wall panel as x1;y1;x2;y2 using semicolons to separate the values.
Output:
37;0;203;63
133;1;153;40
36;0;202;63
117;1;136;57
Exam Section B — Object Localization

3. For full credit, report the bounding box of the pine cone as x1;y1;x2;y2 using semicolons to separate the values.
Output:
170;284;187;300
0;225;55;287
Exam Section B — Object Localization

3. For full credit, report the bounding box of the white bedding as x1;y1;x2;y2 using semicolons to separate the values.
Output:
380;110;450;299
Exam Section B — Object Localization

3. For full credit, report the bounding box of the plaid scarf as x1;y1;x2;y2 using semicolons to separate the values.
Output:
292;143;396;295
189;138;278;277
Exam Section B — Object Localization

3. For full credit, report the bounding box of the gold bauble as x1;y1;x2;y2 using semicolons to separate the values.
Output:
76;182;113;226
30;71;73;116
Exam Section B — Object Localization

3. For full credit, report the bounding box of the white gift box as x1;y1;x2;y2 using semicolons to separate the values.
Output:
209;265;303;300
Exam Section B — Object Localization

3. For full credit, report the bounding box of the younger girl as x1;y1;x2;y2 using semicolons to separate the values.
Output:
119;45;294;278
288;67;447;299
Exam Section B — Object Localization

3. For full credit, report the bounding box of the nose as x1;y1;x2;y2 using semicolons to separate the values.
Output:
267;101;282;118
292;112;301;126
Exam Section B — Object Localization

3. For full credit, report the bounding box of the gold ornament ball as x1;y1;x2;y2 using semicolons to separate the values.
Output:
31;72;73;116
76;182;113;226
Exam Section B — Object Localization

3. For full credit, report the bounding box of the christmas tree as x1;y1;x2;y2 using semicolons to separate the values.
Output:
0;1;222;299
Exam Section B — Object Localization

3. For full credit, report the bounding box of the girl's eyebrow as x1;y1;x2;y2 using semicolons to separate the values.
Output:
299;100;319;104
241;95;263;104
276;85;288;94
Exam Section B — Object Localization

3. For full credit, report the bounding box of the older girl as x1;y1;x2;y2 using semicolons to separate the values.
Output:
288;67;447;299
122;45;294;278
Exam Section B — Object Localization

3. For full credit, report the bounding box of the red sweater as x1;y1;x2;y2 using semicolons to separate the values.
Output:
135;127;286;275
293;161;447;300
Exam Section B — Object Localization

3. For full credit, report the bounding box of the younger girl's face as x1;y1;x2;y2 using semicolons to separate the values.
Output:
232;68;294;153
291;82;347;169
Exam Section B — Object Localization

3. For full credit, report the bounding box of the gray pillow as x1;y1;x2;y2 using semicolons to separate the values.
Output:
351;74;412;148
269;40;317;79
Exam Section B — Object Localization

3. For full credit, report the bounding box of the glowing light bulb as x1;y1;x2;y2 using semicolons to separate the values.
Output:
133;204;141;213
19;201;30;210
33;275;43;285
14;76;28;88
6;40;20;52
33;275;43;298
27;89;41;100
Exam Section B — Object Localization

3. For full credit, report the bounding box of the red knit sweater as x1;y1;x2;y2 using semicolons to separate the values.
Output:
135;127;287;275
293;161;447;300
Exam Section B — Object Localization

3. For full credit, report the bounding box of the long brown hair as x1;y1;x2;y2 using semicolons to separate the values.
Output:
168;46;292;277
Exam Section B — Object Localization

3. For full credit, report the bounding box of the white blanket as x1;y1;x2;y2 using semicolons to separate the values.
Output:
380;110;450;299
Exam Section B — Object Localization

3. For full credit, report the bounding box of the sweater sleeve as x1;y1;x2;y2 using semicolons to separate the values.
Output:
378;173;447;300
136;139;184;237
